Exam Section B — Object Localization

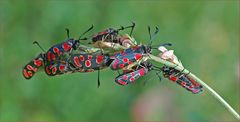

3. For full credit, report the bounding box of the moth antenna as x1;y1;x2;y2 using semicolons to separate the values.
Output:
148;26;151;40
97;69;101;88
78;24;94;40
129;21;135;36
65;28;70;38
33;41;46;52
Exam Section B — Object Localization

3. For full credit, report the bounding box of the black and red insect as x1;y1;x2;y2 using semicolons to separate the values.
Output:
43;25;94;63
108;26;171;71
115;62;157;85
90;22;136;49
160;65;203;94
69;52;110;71
44;51;112;87
44;60;74;76
115;62;203;94
22;25;94;79
22;52;76;79
22;53;45;79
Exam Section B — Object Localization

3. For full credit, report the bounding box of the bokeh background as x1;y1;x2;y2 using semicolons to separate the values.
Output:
0;0;239;121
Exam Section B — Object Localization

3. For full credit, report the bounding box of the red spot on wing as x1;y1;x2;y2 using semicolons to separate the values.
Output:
28;71;33;76
51;54;56;60
45;67;51;75
96;55;104;64
118;79;127;85
188;76;201;88
192;89;200;93
47;52;51;61
169;76;177;82
134;53;142;60
128;61;132;65
23;69;29;79
188;77;198;86
195;83;201;87
123;75;128;80
88;55;93;60
85;60;91;67
27;65;37;72
53;47;60;56
52;66;57;74
123;58;129;63
74;56;82;67
27;65;33;70
139;68;145;76
59;65;65;71
181;81;186;86
79;55;84;61
119;64;125;68
131;72;135;76
113;60;119;69
53;47;58;52
130;77;135;82
62;42;71;51
34;60;42;67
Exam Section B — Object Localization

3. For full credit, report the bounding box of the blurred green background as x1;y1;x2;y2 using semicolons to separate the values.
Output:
0;0;239;121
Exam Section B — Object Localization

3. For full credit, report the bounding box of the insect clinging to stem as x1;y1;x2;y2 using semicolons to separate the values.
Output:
90;22;137;50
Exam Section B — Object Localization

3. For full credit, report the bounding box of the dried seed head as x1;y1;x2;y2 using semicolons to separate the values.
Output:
158;46;183;67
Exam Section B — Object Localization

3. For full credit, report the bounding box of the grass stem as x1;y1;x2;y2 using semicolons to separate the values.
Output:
149;54;240;120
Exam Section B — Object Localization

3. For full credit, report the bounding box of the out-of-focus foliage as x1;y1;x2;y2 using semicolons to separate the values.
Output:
0;0;239;121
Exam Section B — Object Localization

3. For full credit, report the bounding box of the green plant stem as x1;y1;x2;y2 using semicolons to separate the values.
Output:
149;54;240;120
